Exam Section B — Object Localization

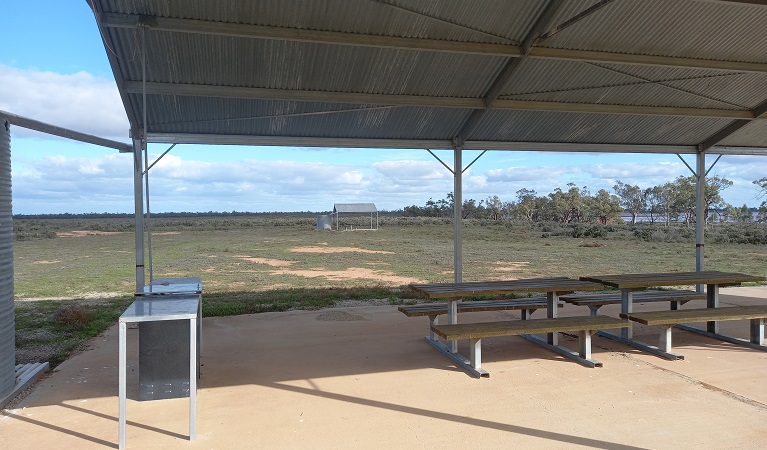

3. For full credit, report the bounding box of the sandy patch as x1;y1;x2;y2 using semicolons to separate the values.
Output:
289;246;394;254
492;261;529;272
235;255;296;267
32;260;60;265
56;230;124;237
272;267;423;285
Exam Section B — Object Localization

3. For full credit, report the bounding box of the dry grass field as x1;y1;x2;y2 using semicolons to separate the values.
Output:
11;216;766;367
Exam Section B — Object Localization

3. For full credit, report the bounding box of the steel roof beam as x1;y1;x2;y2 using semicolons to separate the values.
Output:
696;98;767;150
455;0;568;142
145;132;706;154
100;13;522;58
146;132;767;155
124;81;759;120
100;13;767;74
1;109;133;152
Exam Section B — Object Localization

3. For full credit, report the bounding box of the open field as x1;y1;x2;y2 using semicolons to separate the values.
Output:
14;217;767;299
11;216;767;367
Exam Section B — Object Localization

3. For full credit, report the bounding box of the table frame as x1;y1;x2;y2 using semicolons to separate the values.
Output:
118;297;200;449
581;271;766;360
409;278;604;376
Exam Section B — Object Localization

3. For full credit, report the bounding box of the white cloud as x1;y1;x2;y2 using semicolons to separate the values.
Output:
0;65;129;141
486;165;579;182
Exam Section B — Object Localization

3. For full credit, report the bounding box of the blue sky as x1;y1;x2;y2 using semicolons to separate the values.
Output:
2;2;765;214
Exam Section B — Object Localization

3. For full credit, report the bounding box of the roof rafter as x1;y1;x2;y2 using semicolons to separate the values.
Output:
697;98;767;150
100;13;767;73
124;81;760;120
455;0;568;143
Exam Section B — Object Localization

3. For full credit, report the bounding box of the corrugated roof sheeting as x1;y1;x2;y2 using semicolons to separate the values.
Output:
90;0;767;153
500;59;751;110
115;29;506;98
719;121;767;148
99;0;519;44
131;94;473;140
334;203;377;213
469;110;733;145
541;0;767;63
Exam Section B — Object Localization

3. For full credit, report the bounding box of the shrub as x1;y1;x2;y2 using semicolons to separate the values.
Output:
54;305;95;328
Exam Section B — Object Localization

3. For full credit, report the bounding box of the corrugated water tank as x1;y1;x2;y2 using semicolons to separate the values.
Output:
316;215;332;230
0;115;15;398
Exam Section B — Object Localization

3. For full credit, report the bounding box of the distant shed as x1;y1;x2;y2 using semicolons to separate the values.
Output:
333;203;378;230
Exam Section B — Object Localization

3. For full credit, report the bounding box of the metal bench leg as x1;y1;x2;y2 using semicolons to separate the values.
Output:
470;338;482;370
707;284;719;334
447;299;458;353
428;315;439;341
751;318;765;346
547;292;559;346
659;325;673;353
670;300;680;310
587;305;599;317
578;329;593;360
521;308;533;320
621;290;633;340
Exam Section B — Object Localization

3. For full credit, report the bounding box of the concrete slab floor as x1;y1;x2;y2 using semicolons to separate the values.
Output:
2;286;767;449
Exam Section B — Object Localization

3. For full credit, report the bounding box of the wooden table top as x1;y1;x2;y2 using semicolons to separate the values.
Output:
580;270;765;290
409;277;604;299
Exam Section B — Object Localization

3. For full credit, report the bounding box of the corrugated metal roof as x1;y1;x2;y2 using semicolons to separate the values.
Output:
89;0;767;154
334;203;377;213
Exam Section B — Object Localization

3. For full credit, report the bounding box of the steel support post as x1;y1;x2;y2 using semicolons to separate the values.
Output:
453;145;462;283
695;152;705;292
133;137;145;289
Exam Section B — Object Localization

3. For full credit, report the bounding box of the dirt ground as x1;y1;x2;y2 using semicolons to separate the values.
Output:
2;286;767;449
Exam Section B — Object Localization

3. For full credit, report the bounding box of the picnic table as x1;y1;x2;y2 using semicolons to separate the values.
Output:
409;277;605;375
580;271;766;359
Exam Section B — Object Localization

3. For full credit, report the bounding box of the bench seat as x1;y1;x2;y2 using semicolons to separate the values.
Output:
620;305;767;354
561;290;705;315
398;297;555;317
431;315;629;375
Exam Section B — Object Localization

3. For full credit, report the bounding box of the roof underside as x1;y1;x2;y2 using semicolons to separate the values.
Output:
90;0;767;155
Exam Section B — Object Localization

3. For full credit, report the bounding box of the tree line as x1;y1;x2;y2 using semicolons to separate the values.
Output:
404;176;767;225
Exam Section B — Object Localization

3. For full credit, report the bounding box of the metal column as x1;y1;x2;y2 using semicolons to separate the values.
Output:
453;144;462;284
133;137;145;289
695;151;705;275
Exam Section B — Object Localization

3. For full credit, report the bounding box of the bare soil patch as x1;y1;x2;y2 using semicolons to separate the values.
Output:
492;261;530;272
272;267;423;285
235;255;296;267
289;246;394;254
56;230;124;238
32;260;61;265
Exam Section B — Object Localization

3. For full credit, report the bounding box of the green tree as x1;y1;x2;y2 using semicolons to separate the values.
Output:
587;189;623;224
484;195;503;220
513;188;538;222
613;181;646;224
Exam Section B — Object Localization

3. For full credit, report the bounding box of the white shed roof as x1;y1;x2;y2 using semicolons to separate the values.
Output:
334;203;378;214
